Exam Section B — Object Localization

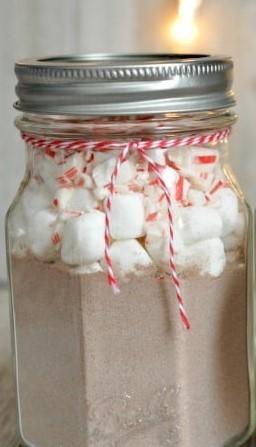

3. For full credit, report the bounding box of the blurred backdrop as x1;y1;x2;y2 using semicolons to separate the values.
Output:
0;0;256;280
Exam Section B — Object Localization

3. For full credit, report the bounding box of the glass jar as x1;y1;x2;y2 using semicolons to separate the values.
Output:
6;54;255;447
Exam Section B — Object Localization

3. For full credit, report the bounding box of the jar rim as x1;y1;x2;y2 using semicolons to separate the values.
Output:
14;53;236;116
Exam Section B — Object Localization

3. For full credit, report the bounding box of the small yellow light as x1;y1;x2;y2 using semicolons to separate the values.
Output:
171;18;198;44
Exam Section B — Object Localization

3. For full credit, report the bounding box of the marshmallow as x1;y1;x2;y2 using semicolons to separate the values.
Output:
161;166;179;196
38;152;84;192
179;206;223;244
110;193;145;239
61;210;105;265
92;157;136;188
52;187;98;213
27;209;58;260
52;188;73;210
187;189;206;206
93;151;117;164
168;147;219;173
94;187;109;201
66;188;98;212
71;262;103;274
74;173;94;189
145;220;184;265
21;181;51;220
176;238;226;277
109;239;152;274
148;148;166;165
208;187;239;236
168;148;218;192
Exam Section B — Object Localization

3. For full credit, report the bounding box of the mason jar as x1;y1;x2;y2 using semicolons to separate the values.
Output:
6;54;255;447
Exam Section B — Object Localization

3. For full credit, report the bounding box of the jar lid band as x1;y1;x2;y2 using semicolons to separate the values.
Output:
14;53;235;116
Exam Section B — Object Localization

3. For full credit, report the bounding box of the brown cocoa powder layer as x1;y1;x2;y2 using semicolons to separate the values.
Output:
10;256;249;447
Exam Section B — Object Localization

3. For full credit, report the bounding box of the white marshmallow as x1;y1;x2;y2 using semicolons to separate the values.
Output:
74;173;94;189
110;239;152;274
71;262;103;274
94;187;109;201
161;166;179;196
168;147;219;173
27;209;58;260
92;157;136;188
179;206;223;244
53;187;98;212
168;148;218;192
66;188;98;212
187;189;206;206
148;148;166;165
145;220;184;265
21;181;51;220
110;193;145;239
208;187;239;236
61;210;105;265
52;188;73;210
38;152;84;192
93;151;117;164
176;238;226;277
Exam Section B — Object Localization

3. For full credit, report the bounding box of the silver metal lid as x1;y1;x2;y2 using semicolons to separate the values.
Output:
14;53;235;116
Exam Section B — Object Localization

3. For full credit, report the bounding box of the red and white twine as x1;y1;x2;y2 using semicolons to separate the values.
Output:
21;128;231;329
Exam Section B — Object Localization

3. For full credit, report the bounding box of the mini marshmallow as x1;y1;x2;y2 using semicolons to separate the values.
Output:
187;189;206;206
176;238;226;277
92;157;136;188
208;187;239;237
71;262;103;275
39;152;84;192
110;193;145;239
66;188;98;212
148;148;166;165
21;181;51;220
93;151;117;164
145;220;184;265
161;166;179;196
52;188;74;210
27;209;58;260
179;206;223;244
168;147;219;173
74;173;94;189
53;187;98;212
109;239;152;275
94;187;109;201
168;148;218;192
61;210;105;265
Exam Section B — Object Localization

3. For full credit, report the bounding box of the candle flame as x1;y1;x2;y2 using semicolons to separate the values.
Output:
171;0;202;44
